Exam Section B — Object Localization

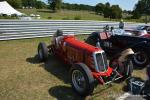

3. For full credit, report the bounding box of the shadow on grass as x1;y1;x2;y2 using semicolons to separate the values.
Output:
49;85;85;100
42;55;70;83
26;54;70;83
26;55;41;64
26;54;89;99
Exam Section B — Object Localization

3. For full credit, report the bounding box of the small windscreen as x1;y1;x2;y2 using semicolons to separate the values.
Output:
95;52;108;72
102;52;108;70
137;26;144;30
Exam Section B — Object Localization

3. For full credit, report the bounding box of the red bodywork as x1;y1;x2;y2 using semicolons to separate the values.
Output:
50;35;116;84
142;34;150;38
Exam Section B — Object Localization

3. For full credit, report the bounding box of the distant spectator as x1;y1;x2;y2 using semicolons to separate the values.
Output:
119;19;124;29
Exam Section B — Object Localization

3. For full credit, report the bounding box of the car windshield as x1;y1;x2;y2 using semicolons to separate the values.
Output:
112;29;132;36
95;52;108;72
136;26;145;30
112;29;125;35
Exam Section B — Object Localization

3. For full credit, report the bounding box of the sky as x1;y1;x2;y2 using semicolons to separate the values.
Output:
42;0;138;10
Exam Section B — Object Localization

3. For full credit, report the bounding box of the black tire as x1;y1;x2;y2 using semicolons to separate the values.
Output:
70;63;95;96
132;49;149;67
38;42;48;62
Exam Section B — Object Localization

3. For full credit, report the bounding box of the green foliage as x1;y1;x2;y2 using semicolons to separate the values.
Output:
132;11;141;19
132;0;150;19
22;0;36;7
103;3;111;18
62;17;70;20
95;3;105;15
0;0;22;8
110;5;122;19
62;3;94;11
0;0;46;9
35;1;47;9
95;2;122;19
74;16;81;20
48;0;62;12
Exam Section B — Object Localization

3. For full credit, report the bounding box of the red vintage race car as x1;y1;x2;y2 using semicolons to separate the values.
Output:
37;30;134;96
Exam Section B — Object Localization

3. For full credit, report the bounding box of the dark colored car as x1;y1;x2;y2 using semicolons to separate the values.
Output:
126;25;150;35
85;30;150;67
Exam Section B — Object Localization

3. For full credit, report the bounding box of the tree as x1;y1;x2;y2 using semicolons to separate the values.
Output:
94;2;122;19
110;5;122;19
22;0;37;8
48;0;62;12
103;2;111;18
0;0;22;8
132;0;150;19
35;1;46;9
56;0;62;10
132;10;141;19
62;3;94;11
95;3;105;15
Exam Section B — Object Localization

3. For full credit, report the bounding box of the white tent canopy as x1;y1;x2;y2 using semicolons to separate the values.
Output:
0;1;22;16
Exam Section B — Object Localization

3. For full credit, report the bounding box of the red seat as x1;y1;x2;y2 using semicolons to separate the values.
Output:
99;32;110;40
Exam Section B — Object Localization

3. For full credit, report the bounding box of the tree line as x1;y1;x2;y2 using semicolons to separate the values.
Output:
62;3;94;11
95;2;122;19
0;0;47;9
48;0;150;19
48;0;94;11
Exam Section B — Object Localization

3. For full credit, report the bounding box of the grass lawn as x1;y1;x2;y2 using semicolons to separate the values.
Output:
0;35;146;100
18;9;150;23
18;9;109;21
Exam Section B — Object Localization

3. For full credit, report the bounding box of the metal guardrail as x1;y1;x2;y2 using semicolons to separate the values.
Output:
0;20;148;41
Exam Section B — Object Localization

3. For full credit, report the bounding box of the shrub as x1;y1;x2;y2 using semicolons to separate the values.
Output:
48;16;52;19
62;17;70;20
74;16;81;20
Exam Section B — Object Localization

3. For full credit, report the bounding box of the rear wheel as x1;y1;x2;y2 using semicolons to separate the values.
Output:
70;63;94;96
38;42;48;62
133;50;149;67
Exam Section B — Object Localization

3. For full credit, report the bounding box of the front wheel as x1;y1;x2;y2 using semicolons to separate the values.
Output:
70;63;95;96
38;42;48;62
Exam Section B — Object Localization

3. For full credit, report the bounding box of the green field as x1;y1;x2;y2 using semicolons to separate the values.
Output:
0;35;146;100
18;9;149;23
18;9;110;21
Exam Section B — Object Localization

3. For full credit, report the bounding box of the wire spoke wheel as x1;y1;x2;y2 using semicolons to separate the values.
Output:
70;63;94;96
72;70;86;92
